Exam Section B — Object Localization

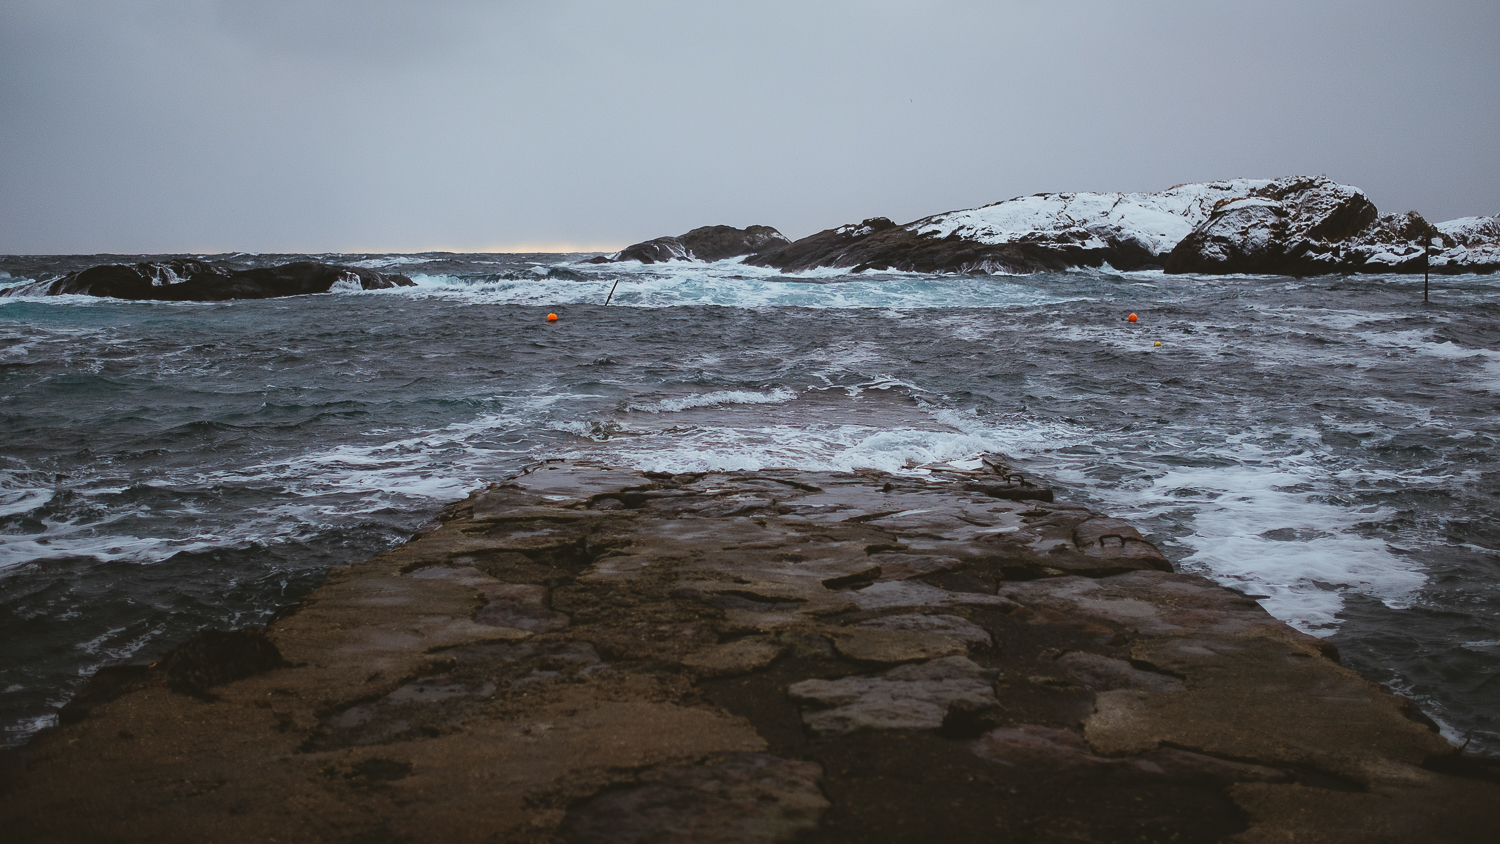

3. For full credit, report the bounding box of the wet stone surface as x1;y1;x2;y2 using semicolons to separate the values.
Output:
2;457;1497;843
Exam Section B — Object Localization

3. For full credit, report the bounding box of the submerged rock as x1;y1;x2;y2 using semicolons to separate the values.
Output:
1;260;416;300
585;224;790;265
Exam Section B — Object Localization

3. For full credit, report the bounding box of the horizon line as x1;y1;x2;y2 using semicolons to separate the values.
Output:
0;242;631;257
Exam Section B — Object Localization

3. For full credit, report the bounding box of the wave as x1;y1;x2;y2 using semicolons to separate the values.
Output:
624;387;797;414
389;258;1078;310
0;470;56;519
558;420;1000;477
975;413;1434;638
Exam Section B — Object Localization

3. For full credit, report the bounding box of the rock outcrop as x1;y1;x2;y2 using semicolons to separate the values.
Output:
585;225;790;265
750;180;1274;274
1162;175;1500;275
596;177;1496;276
0;260;416;300
1163;177;1377;274
3;458;1495;843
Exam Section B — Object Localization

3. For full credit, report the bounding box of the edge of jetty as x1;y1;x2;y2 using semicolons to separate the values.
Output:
2;457;1497;843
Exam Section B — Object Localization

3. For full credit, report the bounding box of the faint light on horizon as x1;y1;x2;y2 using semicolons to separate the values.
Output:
333;241;626;255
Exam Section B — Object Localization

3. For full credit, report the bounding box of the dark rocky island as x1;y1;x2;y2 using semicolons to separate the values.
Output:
3;458;1495;842
584;225;790;265
594;177;1500;276
0;259;415;300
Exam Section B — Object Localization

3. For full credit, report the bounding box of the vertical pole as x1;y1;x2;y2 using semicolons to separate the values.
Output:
1423;239;1430;303
605;277;621;306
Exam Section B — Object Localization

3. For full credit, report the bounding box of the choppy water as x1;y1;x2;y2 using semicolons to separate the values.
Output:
2;253;1497;754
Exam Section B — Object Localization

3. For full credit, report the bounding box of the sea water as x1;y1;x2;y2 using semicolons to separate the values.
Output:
1;253;1496;754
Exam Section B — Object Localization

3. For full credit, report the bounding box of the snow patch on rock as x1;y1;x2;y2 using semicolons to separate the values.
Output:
912;179;1273;259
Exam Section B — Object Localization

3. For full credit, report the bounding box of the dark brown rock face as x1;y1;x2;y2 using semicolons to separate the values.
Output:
679;225;791;262
743;179;1326;275
757;175;1401;278
2;459;1495;842
0;260;416;300
1166;176;1500;276
747;214;1163;275
160;629;289;697
4;259;228;299
1166;176;1379;275
586;225;790;265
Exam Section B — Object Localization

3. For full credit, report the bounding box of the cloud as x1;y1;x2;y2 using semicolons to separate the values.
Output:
206;0;513;66
1;0;1496;252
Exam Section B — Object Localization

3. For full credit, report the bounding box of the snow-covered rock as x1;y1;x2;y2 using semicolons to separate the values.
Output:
1162;197;1289;274
1431;216;1500;271
1164;176;1379;274
1167;177;1499;275
600;177;1497;276
1437;215;1500;247
1331;211;1439;273
749;180;1274;274
914;179;1272;259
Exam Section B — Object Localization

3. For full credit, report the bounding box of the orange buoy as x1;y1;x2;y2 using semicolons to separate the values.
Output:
1154;341;1162;347
1127;313;1138;322
546;313;558;322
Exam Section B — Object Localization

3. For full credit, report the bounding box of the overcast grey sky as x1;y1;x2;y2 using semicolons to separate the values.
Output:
2;0;1496;253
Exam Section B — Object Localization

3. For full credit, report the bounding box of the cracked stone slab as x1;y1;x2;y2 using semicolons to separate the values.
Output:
1049;651;1185;693
473;583;569;632
788;655;998;732
999;570;1330;649
1227;777;1500;844
681;638;785;677
1085;635;1453;784
846;579;1020;612
971;726;1289;784
825;613;993;663
558;753;829;844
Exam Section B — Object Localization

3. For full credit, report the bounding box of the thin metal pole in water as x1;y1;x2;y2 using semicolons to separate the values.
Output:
605;277;621;306
1424;239;1431;303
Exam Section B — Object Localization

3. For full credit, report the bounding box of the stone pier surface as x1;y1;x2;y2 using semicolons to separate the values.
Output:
2;458;1496;843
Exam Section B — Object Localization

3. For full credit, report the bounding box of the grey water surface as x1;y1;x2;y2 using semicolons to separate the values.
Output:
1;253;1496;755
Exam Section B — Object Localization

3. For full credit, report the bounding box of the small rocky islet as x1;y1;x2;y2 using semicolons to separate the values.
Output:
0;259;415;301
590;175;1500;276
2;458;1495;842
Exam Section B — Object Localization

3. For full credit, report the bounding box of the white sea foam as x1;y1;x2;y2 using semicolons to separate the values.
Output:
625;388;797;414
556;392;1436;639
0;487;53;519
392;261;1070;310
1261;309;1500;392
1149;463;1423;634
328;272;365;293
561;421;999;476
347;256;436;269
0;530;224;571
968;416;1433;637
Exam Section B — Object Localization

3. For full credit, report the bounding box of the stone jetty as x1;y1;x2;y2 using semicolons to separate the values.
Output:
2;458;1496;842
